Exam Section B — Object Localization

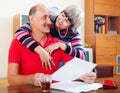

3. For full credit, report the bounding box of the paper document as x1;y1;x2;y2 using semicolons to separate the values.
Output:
52;57;96;82
51;81;102;92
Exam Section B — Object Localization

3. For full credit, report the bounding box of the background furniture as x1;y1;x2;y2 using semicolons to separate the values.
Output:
0;78;8;86
85;0;120;75
13;14;28;38
96;66;113;78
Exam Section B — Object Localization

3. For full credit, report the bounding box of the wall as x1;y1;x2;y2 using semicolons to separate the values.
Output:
0;0;84;78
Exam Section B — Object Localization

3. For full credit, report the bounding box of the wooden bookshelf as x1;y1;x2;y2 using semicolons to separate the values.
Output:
85;0;120;75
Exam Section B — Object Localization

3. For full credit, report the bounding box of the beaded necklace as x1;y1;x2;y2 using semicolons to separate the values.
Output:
58;29;67;38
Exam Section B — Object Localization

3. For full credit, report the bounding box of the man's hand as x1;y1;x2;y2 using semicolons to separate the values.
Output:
33;73;44;86
79;72;96;84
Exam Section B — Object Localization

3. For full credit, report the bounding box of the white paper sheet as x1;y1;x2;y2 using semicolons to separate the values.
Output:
52;57;96;82
51;81;102;93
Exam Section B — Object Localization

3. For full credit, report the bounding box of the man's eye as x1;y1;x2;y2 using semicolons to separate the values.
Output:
42;16;46;20
62;14;65;17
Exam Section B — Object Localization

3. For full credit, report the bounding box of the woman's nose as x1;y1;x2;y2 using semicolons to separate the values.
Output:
59;18;64;24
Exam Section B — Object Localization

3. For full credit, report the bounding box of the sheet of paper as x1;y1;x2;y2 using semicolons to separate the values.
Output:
51;81;102;92
52;57;96;82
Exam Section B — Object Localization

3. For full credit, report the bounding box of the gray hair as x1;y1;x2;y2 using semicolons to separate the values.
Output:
61;5;84;33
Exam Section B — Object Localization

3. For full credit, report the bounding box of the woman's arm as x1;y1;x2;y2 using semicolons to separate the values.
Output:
15;23;38;52
15;23;54;70
45;33;86;60
64;33;86;59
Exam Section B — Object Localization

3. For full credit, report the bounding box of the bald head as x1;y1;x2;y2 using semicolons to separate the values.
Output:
28;4;51;35
29;4;48;16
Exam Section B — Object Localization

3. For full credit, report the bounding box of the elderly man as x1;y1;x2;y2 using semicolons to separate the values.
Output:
8;4;96;86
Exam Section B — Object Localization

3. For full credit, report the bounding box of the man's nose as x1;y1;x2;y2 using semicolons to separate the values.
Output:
46;17;51;24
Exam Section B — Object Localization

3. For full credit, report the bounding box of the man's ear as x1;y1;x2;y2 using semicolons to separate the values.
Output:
29;15;34;23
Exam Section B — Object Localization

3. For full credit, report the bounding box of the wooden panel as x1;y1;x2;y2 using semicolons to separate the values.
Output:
0;78;8;86
96;55;116;65
13;14;20;38
115;6;120;16
96;34;116;48
96;48;116;55
94;0;115;15
96;55;116;74
94;0;115;5
85;0;94;34
115;0;120;16
117;36;120;54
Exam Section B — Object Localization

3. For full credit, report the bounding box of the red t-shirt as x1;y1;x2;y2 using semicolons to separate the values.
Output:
8;34;73;75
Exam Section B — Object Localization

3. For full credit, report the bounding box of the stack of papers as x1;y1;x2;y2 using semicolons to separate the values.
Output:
51;81;102;92
52;57;96;82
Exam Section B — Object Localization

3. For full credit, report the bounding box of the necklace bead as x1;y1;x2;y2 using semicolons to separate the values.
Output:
58;29;67;38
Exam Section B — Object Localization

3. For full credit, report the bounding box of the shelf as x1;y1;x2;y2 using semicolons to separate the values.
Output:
94;15;120;34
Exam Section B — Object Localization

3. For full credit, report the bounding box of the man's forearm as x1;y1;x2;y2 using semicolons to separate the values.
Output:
8;74;34;86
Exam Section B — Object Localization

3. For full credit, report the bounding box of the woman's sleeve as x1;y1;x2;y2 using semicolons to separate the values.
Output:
15;23;39;52
64;34;86;60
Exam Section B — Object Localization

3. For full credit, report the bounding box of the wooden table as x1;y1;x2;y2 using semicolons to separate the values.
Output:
0;75;120;93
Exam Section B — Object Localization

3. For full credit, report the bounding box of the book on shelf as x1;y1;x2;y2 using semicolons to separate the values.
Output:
94;24;105;34
94;16;105;34
102;24;105;34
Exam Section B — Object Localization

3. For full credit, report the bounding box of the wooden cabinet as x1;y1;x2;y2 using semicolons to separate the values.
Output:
96;34;116;56
13;14;28;38
96;34;116;74
117;36;120;54
85;0;120;75
94;0;115;15
115;0;120;16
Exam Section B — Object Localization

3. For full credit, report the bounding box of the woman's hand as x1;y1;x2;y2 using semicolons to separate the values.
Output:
79;72;96;84
35;46;55;70
45;43;59;54
45;42;66;54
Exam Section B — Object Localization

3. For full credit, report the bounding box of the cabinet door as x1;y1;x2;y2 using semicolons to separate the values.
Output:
117;36;120;54
85;0;94;34
96;55;116;65
115;0;120;16
94;0;115;15
96;55;116;74
96;35;116;55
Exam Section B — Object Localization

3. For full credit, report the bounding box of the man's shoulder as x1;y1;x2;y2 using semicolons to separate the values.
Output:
10;38;21;46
